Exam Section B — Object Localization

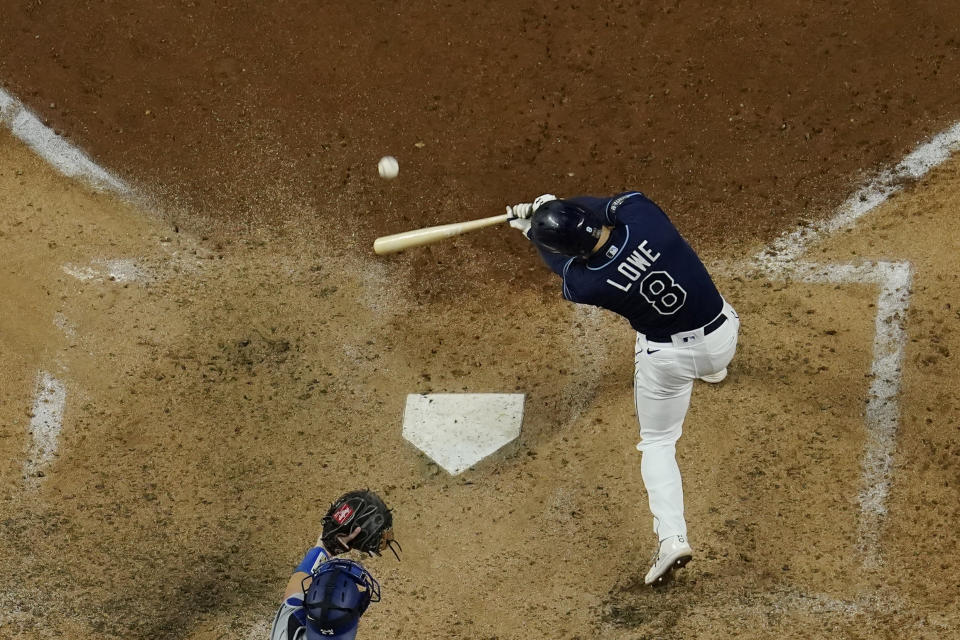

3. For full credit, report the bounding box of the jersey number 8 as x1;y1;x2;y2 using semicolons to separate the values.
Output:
640;271;687;315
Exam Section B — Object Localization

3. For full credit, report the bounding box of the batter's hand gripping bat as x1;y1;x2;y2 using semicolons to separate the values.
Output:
373;213;511;255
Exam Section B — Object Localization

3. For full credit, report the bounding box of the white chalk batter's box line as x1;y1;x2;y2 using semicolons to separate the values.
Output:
23;371;67;487
755;121;960;271
774;259;911;571
0;87;128;193
2;86;130;490
750;123;960;571
2;87;175;489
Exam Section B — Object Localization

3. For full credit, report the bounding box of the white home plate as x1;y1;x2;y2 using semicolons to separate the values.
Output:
402;393;525;475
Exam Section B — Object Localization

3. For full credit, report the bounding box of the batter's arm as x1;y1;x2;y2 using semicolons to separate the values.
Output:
535;245;571;277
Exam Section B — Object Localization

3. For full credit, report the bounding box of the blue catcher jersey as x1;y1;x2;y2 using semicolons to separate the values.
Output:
537;192;723;336
270;546;334;640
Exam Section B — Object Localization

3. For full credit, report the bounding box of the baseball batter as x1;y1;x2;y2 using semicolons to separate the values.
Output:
508;192;740;586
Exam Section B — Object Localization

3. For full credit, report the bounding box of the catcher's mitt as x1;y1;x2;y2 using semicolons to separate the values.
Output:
321;489;401;560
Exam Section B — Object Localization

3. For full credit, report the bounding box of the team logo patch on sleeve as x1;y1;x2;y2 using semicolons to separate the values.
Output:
608;192;638;215
332;503;354;524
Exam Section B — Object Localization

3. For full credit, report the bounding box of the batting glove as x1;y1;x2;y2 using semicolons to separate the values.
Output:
533;193;558;212
506;203;535;219
509;216;532;238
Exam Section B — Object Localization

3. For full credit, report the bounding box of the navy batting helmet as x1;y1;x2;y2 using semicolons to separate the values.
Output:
528;199;603;258
302;559;381;640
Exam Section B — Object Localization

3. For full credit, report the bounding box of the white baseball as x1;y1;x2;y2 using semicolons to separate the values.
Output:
378;155;399;180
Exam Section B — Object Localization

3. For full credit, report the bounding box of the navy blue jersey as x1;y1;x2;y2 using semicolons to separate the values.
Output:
536;192;723;336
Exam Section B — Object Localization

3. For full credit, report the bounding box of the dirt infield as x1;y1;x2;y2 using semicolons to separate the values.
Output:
2;3;960;639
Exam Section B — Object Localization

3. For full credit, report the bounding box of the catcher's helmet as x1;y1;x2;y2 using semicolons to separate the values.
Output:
528;199;603;258
302;559;381;640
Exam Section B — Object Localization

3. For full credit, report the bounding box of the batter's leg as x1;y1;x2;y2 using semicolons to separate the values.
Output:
633;334;697;540
640;441;686;539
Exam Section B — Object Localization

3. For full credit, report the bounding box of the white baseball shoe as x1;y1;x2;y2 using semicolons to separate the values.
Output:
699;368;727;384
644;535;693;586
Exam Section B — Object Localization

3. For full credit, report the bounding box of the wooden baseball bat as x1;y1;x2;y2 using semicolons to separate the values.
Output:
373;213;511;255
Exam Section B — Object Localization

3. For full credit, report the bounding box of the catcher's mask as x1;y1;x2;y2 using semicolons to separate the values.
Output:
528;199;603;258
302;559;381;640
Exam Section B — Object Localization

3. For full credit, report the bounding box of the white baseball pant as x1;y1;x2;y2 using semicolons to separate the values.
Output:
633;299;740;542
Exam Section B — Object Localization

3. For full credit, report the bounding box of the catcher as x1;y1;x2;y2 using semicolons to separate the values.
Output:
270;490;400;640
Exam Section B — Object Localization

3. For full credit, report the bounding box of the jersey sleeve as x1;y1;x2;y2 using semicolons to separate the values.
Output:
581;191;647;226
294;546;330;574
559;263;587;303
536;246;574;277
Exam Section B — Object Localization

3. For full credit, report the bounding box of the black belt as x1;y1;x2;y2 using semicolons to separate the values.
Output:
645;313;728;344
